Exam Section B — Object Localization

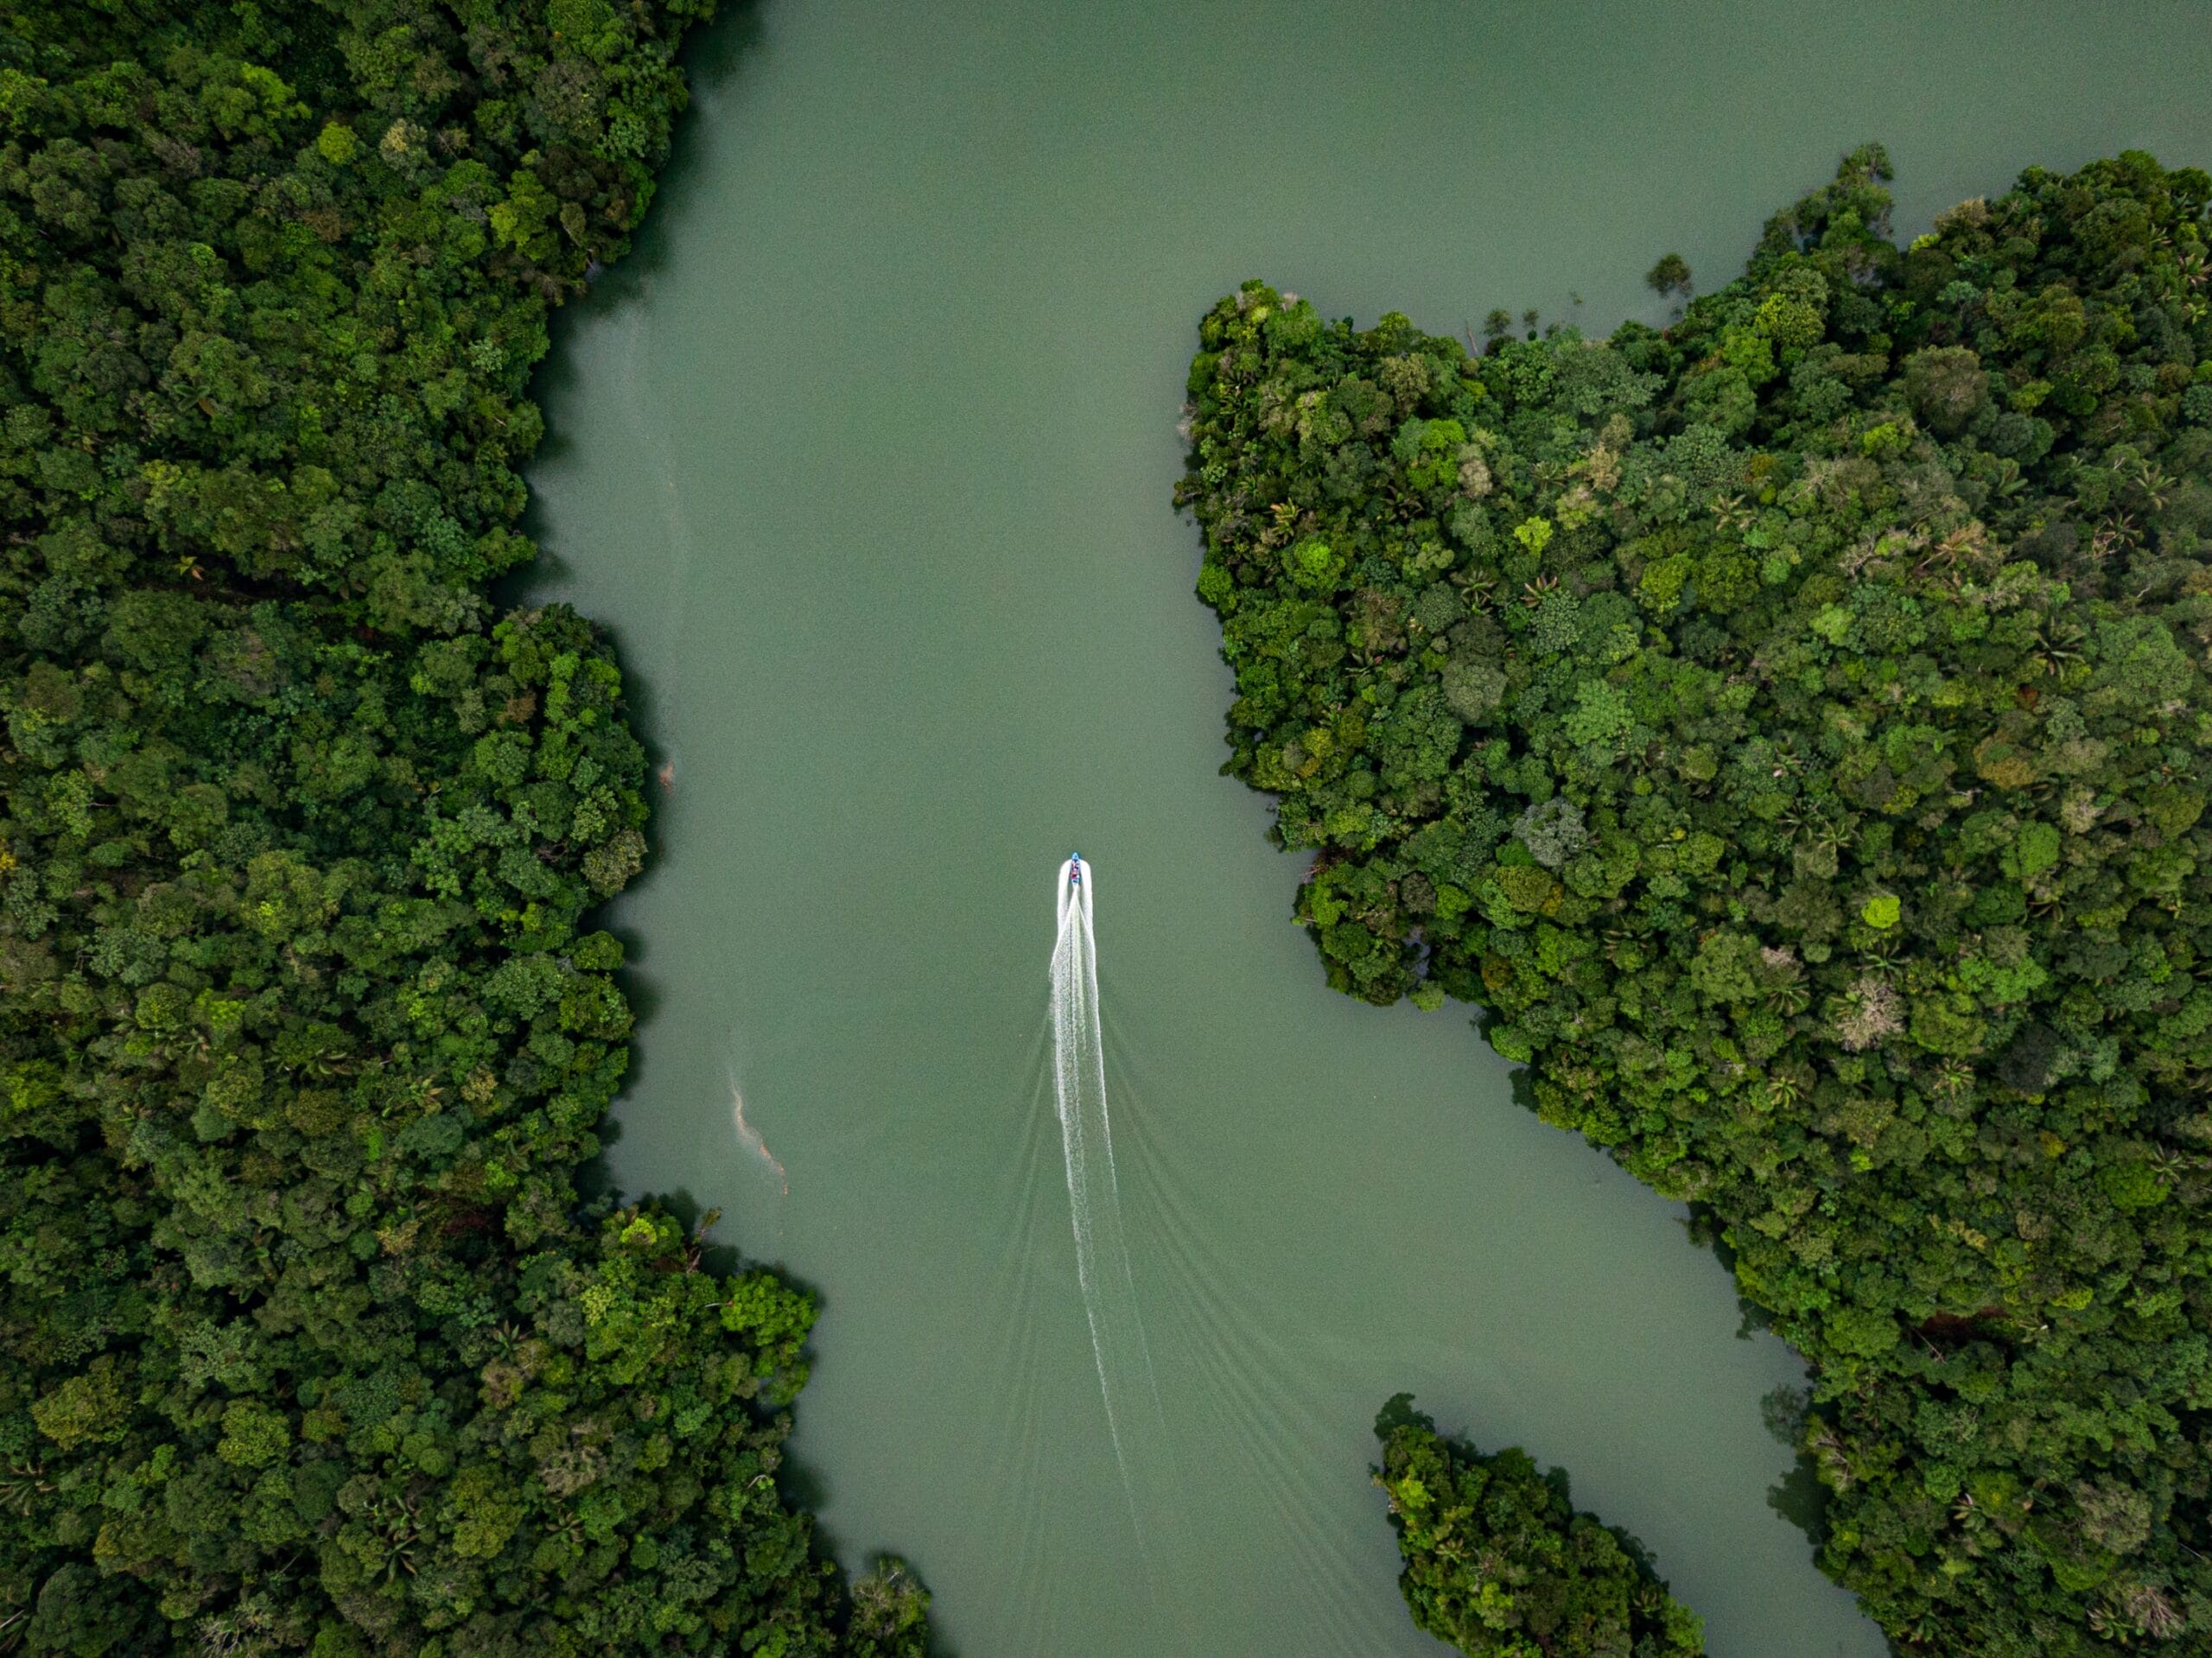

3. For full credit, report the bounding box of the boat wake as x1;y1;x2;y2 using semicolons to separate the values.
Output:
1049;857;1166;1539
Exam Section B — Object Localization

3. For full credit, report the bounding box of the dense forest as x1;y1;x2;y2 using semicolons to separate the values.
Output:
0;3;926;1654
1373;1398;1705;1658
1179;148;2212;1654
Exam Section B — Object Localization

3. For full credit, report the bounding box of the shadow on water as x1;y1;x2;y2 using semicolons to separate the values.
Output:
507;0;773;1215
1505;1057;1786;1344
505;0;767;575
489;0;885;1609
1758;1382;1837;1545
1769;1451;1834;1544
1502;1036;1837;1564
1680;1206;1782;1343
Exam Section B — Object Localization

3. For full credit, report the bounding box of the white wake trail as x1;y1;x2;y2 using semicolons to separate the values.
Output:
1049;858;1164;1536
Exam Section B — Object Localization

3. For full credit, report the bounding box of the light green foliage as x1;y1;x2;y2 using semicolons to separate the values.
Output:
0;4;927;1654
214;1399;289;1468
315;118;358;164
1562;680;1632;748
1179;148;2212;1656
1286;534;1348;591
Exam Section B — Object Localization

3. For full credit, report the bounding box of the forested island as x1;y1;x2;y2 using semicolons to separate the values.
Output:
0;3;925;1654
1180;148;2212;1654
1374;1397;1706;1657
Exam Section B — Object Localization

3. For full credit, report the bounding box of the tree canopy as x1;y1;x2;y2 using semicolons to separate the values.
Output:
1374;1398;1704;1658
1179;146;2212;1654
0;3;925;1653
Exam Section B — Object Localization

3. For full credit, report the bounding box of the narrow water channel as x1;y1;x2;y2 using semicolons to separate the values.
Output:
525;3;2212;1651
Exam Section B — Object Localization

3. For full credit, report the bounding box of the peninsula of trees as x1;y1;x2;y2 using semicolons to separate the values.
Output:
1179;147;2212;1655
0;3;925;1654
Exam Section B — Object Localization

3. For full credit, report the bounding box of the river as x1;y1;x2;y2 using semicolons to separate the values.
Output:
524;3;2212;1652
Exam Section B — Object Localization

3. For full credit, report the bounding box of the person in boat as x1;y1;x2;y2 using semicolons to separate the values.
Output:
1068;854;1082;884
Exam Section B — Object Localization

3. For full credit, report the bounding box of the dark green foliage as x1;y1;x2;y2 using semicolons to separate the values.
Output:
0;3;927;1654
1180;146;2212;1654
1375;1401;1703;1657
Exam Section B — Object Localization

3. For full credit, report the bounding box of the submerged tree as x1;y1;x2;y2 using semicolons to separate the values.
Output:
1644;251;1694;301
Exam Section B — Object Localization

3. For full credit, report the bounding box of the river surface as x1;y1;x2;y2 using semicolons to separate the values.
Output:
525;4;2211;1652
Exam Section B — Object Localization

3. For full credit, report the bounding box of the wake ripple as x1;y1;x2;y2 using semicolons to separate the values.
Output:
1049;858;1166;1538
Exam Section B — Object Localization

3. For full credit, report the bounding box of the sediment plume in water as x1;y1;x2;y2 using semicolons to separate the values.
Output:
1049;858;1164;1534
728;1078;788;1195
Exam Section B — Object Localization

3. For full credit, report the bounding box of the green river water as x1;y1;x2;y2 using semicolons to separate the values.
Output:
524;4;2212;1651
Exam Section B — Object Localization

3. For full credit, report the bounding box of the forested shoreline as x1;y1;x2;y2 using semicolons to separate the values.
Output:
1181;148;2212;1654
0;3;926;1654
